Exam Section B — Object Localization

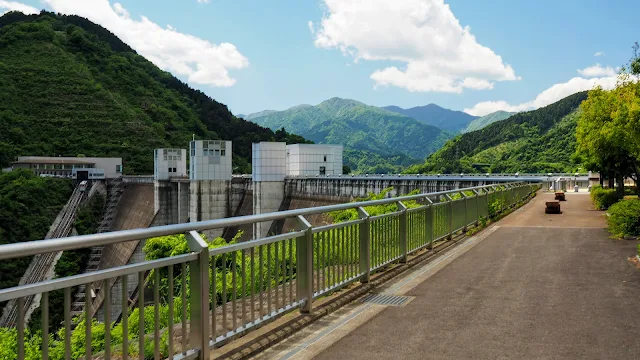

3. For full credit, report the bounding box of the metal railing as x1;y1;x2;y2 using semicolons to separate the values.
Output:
0;182;539;360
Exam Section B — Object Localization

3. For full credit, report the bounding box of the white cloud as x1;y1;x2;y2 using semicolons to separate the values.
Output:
196;0;210;3
464;75;620;116
0;0;38;15
43;0;248;87
577;63;616;78
594;51;605;57
311;0;519;93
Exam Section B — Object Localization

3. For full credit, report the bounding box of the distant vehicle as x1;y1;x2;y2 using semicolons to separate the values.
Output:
79;180;88;192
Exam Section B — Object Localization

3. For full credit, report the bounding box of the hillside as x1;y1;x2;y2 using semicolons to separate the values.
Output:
0;11;309;174
0;170;72;298
383;103;477;133
405;92;589;174
462;110;515;133
250;98;452;172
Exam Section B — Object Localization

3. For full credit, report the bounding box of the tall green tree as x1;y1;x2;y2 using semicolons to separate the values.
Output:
575;46;640;197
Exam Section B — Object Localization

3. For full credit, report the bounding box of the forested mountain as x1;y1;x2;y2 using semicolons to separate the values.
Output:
405;92;589;174
383;103;478;133
249;97;452;173
462;110;515;133
0;11;308;174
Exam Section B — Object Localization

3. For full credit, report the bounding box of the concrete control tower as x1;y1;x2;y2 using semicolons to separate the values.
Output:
153;149;189;225
252;142;287;239
189;140;233;238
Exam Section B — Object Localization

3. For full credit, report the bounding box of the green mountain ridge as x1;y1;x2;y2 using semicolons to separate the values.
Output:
0;11;309;174
405;92;589;174
249;97;453;173
462;110;515;133
383;103;478;133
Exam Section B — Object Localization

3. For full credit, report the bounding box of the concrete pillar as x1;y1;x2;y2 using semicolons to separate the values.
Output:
253;181;285;238
189;180;230;239
189;140;233;239
252;142;286;239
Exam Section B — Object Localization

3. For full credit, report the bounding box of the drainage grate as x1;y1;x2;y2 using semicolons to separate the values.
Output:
361;293;414;306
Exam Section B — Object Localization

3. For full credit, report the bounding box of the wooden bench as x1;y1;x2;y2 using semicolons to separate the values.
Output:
545;201;561;214
554;192;566;201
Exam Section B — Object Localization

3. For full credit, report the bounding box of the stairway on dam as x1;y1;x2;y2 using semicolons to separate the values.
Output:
0;181;104;327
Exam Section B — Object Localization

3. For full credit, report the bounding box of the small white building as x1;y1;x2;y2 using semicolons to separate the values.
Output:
12;156;122;179
252;142;286;182
190;140;232;180
154;149;187;180
286;144;343;176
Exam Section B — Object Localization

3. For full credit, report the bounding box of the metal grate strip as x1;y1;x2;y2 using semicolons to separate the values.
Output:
361;293;414;306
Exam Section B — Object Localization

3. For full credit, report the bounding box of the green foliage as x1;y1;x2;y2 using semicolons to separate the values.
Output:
0;169;73;295
575;70;640;198
249;98;452;173
590;185;620;210
0;12;309;174
405;92;588;174
606;199;640;238
462;111;515;133
488;198;506;219
74;194;105;235
343;148;415;174
329;188;422;223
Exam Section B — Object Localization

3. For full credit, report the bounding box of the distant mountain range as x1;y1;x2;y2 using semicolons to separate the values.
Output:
383;103;478;133
405;92;588;174
246;98;452;173
462;110;515;133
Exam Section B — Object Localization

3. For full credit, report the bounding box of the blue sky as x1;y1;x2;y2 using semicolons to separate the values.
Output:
2;0;638;116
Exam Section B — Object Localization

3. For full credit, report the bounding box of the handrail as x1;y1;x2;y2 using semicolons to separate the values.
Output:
0;181;540;360
0;182;523;260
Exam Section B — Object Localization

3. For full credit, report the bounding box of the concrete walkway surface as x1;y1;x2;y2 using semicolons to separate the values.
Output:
251;192;640;360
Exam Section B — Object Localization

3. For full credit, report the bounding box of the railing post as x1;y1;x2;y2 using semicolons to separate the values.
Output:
295;215;314;314
461;192;469;233
357;207;371;283
186;231;210;360
472;189;480;225
445;194;453;240
397;201;408;263
424;197;433;249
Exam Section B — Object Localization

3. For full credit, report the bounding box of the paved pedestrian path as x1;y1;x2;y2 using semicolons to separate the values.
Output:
252;192;640;359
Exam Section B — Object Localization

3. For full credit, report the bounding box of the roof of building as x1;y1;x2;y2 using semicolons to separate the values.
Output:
12;158;95;165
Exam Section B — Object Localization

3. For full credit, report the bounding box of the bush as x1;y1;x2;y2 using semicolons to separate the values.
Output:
488;198;505;219
591;185;619;210
607;199;640;239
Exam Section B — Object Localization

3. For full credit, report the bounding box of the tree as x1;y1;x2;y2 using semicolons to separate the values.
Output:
575;47;640;198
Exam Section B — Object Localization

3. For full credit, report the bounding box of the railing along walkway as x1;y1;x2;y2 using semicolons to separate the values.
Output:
0;182;539;360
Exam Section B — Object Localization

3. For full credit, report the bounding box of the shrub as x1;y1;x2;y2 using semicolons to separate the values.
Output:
488;198;505;219
591;185;619;210
607;199;640;239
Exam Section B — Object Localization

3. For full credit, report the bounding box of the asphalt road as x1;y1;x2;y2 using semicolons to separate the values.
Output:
314;193;640;360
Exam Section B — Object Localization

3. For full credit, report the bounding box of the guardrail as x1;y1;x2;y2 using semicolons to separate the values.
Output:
0;182;539;360
121;175;154;184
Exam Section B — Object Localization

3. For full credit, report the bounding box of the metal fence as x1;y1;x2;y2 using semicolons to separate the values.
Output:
0;182;539;360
